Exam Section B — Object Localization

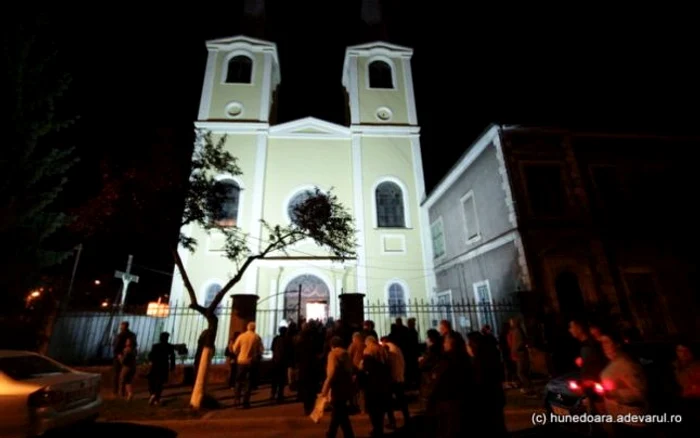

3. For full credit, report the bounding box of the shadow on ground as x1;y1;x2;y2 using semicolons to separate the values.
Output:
45;422;177;438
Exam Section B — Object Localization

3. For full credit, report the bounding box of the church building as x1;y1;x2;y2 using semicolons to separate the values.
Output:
167;36;435;346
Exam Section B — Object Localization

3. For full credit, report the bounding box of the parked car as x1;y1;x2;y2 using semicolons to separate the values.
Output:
0;350;102;437
543;342;683;435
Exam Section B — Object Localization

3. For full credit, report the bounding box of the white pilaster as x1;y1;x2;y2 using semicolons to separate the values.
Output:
245;133;268;294
351;135;367;295
259;53;273;122
410;136;436;297
348;56;360;124
402;58;418;126
198;50;218;120
334;278;343;319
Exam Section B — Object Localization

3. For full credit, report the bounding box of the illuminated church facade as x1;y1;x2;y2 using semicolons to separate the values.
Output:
167;36;435;344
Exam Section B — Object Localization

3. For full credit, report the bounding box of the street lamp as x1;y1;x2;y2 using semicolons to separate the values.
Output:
94;280;101;286
30;291;40;298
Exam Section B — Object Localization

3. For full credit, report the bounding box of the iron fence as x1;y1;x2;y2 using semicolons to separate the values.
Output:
48;297;520;365
365;297;520;342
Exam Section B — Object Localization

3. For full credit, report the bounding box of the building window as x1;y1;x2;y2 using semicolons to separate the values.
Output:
473;280;495;331
460;190;480;242
430;218;445;259
388;282;407;316
209;179;240;227
523;164;567;216
203;283;223;316
376;181;405;228
287;189;315;226
226;55;253;83
368;60;393;89
624;272;667;336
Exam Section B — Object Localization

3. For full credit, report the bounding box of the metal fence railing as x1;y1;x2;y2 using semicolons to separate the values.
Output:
365;298;520;341
48;297;520;365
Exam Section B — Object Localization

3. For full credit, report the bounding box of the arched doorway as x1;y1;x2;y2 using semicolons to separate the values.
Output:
284;274;331;323
555;271;585;321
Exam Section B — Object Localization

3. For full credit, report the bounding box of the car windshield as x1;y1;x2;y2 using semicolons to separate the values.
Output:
0;355;70;381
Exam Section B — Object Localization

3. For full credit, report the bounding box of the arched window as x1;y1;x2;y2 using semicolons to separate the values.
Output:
203;283;223;316
226;55;253;83
287;189;315;226
209;179;240;227
368;60;393;89
375;181;405;228
388;283;407;317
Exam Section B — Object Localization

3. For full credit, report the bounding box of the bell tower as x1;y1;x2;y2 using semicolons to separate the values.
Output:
341;42;417;126
198;36;280;123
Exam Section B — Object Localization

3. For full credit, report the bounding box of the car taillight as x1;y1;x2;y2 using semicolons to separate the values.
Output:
28;388;64;408
568;380;580;391
594;382;605;395
575;357;583;367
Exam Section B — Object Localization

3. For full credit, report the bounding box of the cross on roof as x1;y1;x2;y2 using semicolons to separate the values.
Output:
114;255;139;307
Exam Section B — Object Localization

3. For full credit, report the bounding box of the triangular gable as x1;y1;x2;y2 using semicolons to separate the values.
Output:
345;41;413;55
206;35;276;50
269;117;350;139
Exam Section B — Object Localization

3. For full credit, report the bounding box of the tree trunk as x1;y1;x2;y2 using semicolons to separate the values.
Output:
189;318;218;410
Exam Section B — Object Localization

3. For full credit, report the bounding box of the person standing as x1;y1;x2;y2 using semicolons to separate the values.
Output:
270;326;289;402
231;322;264;409
508;317;533;395
147;332;175;405
381;336;410;429
112;321;137;397
321;336;356;438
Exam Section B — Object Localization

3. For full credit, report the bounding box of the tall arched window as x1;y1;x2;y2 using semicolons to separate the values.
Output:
368;60;393;89
203;283;223;316
388;282;407;317
209;179;240;227
376;181;405;228
226;55;253;83
287;189;315;226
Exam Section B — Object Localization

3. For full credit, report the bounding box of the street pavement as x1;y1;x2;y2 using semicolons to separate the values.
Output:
57;383;549;437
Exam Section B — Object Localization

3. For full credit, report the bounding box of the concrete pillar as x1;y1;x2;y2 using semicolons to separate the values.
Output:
229;294;259;341
340;293;365;331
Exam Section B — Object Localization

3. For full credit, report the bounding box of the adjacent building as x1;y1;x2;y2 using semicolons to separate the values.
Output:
423;125;698;338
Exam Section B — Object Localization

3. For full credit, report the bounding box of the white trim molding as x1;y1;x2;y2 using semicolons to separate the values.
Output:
379;233;407;256
248;133;268;254
200;278;226;303
347;55;360;124
254;258;351;269
402;57;418;125
280;268;336;316
194;121;268;134
411;136;435;296
493;133;518;228
259;52;273;122
385;277;411;306
435;230;519;273
350;125;420;137
198;50;218;120
351;135;368;294
514;234;532;291
269;117;351;140
423;125;500;209
220;50;256;85
459;190;481;245
430;216;447;265
365;55;398;90
371;176;412;229
472;279;494;328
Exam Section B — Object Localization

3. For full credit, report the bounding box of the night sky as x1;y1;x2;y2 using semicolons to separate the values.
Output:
31;2;697;305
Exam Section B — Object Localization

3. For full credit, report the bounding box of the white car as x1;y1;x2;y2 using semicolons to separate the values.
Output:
0;350;102;437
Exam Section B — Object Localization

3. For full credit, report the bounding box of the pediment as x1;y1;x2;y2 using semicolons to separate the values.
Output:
269;117;350;139
345;41;413;55
206;35;276;50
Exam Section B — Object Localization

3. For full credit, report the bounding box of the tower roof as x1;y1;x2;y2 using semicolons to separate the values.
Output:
206;35;280;86
342;41;413;88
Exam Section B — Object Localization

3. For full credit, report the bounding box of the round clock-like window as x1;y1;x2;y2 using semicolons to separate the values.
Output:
376;107;393;121
225;101;244;118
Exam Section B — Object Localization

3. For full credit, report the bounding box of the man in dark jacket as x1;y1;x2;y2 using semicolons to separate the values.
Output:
147;332;175;405
321;336;355;438
113;321;137;396
569;319;608;417
270;326;288;402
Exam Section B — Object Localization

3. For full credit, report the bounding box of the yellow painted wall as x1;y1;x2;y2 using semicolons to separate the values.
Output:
208;52;264;120
356;57;409;125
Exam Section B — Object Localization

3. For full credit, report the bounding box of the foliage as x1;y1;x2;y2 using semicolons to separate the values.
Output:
176;130;357;318
0;15;79;311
